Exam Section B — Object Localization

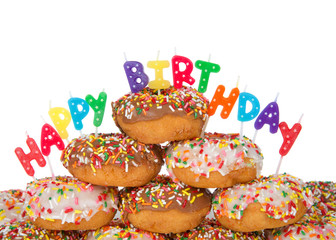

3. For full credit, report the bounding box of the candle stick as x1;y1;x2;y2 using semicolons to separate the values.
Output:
68;93;90;136
40;123;65;179
124;56;149;93
275;114;303;175
85;90;107;136
253;93;280;143
237;85;260;138
195;55;220;93
48;101;71;143
208;84;240;119
172;55;195;88
147;51;170;91
14;132;46;179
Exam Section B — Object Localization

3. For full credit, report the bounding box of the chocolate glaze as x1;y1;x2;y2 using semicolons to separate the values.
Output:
61;133;163;172
119;175;212;223
112;86;209;124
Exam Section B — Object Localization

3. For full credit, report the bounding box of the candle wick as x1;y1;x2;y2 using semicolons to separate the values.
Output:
123;52;128;62
299;113;304;123
274;92;280;102
49;100;52;110
243;84;248;92
208;54;211;62
156;50;160;61
236;75;240;88
174;46;177;55
69;91;73;98
40;115;47;124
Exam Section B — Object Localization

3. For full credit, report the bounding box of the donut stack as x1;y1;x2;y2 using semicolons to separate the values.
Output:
1;85;335;239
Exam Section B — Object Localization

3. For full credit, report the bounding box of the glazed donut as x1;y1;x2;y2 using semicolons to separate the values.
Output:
212;173;314;232
61;133;163;187
119;175;212;234
165;133;263;188
112;86;209;144
266;201;336;239
84;219;169;240
0;189;26;225
173;218;266;240
0;220;83;239
24;176;118;230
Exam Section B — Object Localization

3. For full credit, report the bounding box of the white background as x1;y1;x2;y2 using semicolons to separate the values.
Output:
0;1;335;191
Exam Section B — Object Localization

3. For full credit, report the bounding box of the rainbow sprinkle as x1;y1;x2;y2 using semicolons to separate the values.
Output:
165;133;263;182
24;176;118;224
213;173;314;222
61;133;162;174
112;86;209;122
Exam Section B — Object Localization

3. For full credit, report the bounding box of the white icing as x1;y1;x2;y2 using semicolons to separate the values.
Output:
166;133;263;181
25;176;118;224
213;174;314;222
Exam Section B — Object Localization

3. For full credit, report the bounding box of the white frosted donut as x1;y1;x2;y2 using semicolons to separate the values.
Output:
213;173;314;232
0;189;26;225
165;132;263;188
266;202;336;239
24;176;119;230
84;219;168;240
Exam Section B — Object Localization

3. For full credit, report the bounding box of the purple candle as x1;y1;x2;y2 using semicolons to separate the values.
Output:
124;61;149;93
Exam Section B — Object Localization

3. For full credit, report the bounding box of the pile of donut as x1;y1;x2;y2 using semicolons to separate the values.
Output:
1;86;335;239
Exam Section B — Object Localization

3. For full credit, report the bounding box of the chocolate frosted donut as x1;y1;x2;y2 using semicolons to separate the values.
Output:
84;219;169;240
173;218;266;240
119;175;212;234
165;133;263;188
213;173;314;232
112;86;209;144
25;176;118;230
61;133;163;187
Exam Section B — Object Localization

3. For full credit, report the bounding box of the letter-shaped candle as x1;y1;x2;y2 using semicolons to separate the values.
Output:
85;91;107;128
172;55;195;88
195;60;220;93
68;97;90;131
238;92;260;122
208;85;240;119
48;107;71;140
124;61;149;93
15;135;46;177
40;123;65;156
279;121;302;156
147;60;170;89
254;101;280;134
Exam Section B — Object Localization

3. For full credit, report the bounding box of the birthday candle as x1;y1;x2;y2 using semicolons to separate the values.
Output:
237;92;260;122
15;135;46;177
40;123;65;156
208;85;240;119
279;121;302;156
85;91;107;128
48;107;71;140
147;59;170;90
254;100;280;134
172;55;195;88
68;97;90;131
124;61;149;93
195;59;220;93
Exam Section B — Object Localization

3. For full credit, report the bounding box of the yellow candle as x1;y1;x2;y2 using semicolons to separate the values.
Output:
147;60;170;89
48;107;71;140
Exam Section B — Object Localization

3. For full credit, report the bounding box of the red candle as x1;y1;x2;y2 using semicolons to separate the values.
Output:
172;55;195;88
41;123;65;156
15;134;46;177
